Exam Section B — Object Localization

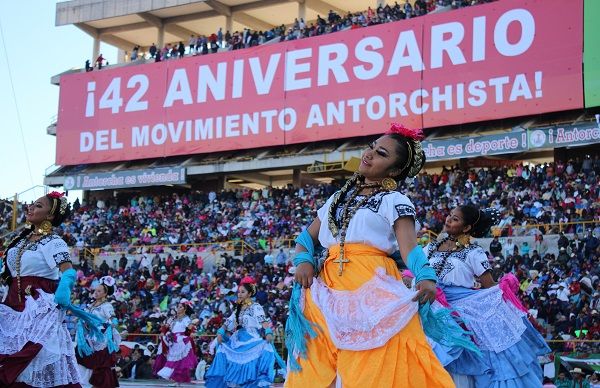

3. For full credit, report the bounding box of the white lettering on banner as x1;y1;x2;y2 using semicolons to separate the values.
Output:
86;71;545;152
354;37;384;80
423;135;523;160
553;127;600;145
89;7;540;120
387;30;425;75
232;60;244;99
249;54;281;95
79;129;123;152
285;48;312;91
164;69;193;107
197;62;227;103
129;107;299;147
464;136;519;154
430;22;466;69
318;43;350;86
494;9;535;57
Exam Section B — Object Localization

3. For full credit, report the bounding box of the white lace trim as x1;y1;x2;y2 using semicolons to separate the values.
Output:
0;290;80;386
86;327;121;352
450;286;527;352
16;347;81;386
310;267;419;351
216;333;273;364
0;290;68;353
165;333;193;362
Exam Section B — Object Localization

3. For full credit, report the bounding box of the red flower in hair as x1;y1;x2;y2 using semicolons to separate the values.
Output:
385;123;425;141
240;276;256;285
47;191;65;199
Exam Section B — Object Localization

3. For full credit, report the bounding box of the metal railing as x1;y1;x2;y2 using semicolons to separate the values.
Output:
82;240;256;262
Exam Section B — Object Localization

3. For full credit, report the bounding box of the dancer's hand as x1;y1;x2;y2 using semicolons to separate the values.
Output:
295;262;314;288
413;280;437;304
266;333;274;343
217;334;223;344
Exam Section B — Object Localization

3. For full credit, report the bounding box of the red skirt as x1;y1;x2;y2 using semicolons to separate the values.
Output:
77;348;120;388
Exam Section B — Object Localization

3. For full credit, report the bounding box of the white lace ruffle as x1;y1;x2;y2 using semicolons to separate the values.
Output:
0;290;68;353
310;267;419;351
0;289;81;386
165;333;193;362
16;348;81;387
216;334;272;364
450;286;526;353
86;327;121;352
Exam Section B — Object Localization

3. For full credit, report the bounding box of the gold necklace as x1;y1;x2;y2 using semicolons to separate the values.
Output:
14;236;38;303
328;175;387;276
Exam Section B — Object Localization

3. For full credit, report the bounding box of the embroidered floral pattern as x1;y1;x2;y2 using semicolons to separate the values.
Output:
395;204;416;218
334;190;396;222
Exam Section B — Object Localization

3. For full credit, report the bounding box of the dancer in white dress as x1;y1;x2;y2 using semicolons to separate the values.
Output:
0;192;100;387
76;276;121;388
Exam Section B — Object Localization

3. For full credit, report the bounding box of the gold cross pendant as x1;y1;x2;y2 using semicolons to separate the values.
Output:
333;252;350;276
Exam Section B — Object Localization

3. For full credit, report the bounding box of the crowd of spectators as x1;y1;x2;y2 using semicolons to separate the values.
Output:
57;156;600;251
84;0;497;67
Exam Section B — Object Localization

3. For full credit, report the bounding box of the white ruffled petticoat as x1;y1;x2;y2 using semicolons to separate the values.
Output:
0;289;80;387
309;267;419;351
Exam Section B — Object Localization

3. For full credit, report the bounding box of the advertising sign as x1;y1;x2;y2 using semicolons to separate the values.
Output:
528;122;600;150
423;131;528;161
62;167;186;190
56;0;584;165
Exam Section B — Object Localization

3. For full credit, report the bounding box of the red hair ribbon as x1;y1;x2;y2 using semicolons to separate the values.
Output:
385;123;425;141
47;191;65;199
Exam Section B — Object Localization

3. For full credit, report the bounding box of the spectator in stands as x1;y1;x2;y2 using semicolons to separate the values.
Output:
96;54;104;70
188;35;197;55
489;235;502;258
149;43;157;58
554;372;571;388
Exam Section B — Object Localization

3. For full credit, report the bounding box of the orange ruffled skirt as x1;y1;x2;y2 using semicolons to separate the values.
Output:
285;243;454;388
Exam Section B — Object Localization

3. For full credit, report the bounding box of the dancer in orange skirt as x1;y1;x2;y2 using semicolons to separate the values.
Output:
285;124;458;388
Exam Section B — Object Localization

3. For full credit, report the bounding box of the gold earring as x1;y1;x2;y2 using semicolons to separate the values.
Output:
37;220;53;235
381;177;397;191
456;234;471;248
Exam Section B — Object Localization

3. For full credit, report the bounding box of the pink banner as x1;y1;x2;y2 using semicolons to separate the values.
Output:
56;0;583;165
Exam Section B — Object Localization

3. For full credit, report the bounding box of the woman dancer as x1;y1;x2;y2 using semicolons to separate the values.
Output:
76;276;121;388
205;280;278;388
285;124;458;387
426;205;550;387
156;300;198;386
0;192;100;387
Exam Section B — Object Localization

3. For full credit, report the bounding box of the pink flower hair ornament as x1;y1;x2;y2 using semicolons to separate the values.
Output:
385;123;425;141
47;191;65;199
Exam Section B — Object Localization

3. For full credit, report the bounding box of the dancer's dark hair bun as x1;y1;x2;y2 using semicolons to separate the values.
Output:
458;206;501;238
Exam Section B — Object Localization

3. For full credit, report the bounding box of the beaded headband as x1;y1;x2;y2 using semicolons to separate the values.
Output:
47;192;68;215
385;123;425;178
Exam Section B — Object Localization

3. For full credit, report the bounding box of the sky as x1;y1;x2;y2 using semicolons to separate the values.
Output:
0;1;117;203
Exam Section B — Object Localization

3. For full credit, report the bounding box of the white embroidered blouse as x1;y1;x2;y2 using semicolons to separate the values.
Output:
224;302;268;335
424;243;491;288
6;235;71;280
316;190;416;254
